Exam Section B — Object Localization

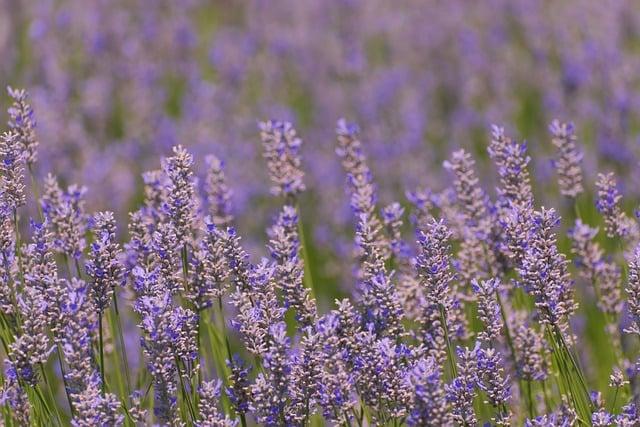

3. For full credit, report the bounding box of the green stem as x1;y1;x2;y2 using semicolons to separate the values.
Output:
610;387;619;413
439;304;458;378
298;214;316;297
56;344;75;415
32;384;55;424
175;357;197;423
98;311;106;395
112;294;132;397
526;380;534;420
39;364;63;425
27;164;43;221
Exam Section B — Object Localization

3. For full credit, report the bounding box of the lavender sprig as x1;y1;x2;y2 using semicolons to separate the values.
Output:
7;86;38;166
267;205;316;326
596;172;637;240
204;155;234;228
259;120;306;199
86;211;124;313
549;120;584;198
0;131;26;210
162;145;197;246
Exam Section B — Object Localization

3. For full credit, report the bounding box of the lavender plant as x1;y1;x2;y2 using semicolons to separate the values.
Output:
3;6;640;422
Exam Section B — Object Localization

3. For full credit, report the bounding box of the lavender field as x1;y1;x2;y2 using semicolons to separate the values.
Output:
2;1;640;425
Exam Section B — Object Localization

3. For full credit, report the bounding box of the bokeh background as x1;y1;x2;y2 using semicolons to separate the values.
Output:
2;0;640;306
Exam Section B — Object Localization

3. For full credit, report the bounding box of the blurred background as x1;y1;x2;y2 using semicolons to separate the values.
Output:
2;0;640;305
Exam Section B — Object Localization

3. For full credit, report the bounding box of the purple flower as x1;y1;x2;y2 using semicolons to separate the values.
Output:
518;208;577;335
86;211;124;313
135;289;198;425
625;245;640;335
226;355;251;417
336;119;382;232
197;380;237;427
591;409;614;427
41;174;87;259
250;321;295;426
189;217;229;310
415;219;464;364
267;205;316;326
489;125;533;208
569;220;622;317
0;131;26;210
472;278;504;342
259;120;306;199
0;360;31;425
549;119;583;198
7;86;38;166
162;145;197;246
476;346;511;421
446;345;478;426
513;315;549;382
443;149;491;240
596;172;637;240
406;357;450;426
204;154;234;228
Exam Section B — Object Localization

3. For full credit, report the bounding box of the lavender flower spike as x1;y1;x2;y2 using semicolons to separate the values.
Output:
477;347;512;424
596;172;637;239
267;205;316;326
41;174;88;259
259;120;306;198
549;120;584;198
0;131;26;210
8;285;52;386
197;380;238;427
415;219;462;364
406;357;450;426
189;217;230;310
625;244;640;335
513;316;549;381
488;125;533;208
86;211;124;313
7;86;38;166
162;145;197;246
443;149;491;239
446;345;479;426
204;154;234;228
0;362;31;425
519;208;577;334
472;278;504;342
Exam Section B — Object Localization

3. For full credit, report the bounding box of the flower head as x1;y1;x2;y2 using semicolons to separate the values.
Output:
260;120;306;198
549;120;583;198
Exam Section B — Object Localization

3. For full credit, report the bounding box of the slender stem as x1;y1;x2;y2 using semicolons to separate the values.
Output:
112;294;132;397
56;344;75;415
610;387;619;413
98;311;106;395
296;203;316;301
175;356;197;423
33;384;55;423
526;380;534;420
541;380;552;413
27;164;43;221
554;325;591;407
343;411;353;427
217;297;233;362
12;210;25;326
74;258;83;279
496;291;528;408
439;303;458;378
39;364;63;425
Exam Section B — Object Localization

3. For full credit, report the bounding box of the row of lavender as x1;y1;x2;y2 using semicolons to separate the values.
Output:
1;86;640;426
3;1;640;274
